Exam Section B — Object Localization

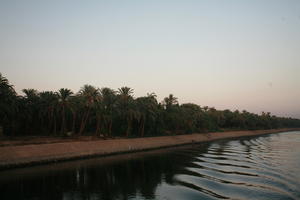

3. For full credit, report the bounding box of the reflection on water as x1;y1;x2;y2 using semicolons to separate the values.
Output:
0;131;300;200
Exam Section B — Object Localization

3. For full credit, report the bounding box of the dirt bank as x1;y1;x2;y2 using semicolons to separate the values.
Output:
0;128;299;170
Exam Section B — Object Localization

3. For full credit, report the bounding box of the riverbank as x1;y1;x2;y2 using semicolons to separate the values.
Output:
0;128;299;170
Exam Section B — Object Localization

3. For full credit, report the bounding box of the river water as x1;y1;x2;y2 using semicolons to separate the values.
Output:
0;131;300;200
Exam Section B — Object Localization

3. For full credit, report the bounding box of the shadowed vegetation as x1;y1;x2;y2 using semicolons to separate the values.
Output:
0;73;299;137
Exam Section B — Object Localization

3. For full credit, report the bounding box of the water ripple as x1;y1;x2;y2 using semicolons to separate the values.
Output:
174;131;300;199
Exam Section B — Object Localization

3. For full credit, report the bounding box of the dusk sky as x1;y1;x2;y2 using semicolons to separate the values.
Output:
0;0;299;118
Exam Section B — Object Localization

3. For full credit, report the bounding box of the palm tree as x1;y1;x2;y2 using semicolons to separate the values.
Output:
22;89;39;99
22;89;41;135
94;92;103;136
163;94;178;111
118;87;134;99
57;88;73;134
180;103;202;133
136;93;158;137
78;85;99;135
69;95;81;135
161;94;181;133
0;73;16;96
0;73;17;136
117;87;136;137
39;91;59;134
100;87;117;137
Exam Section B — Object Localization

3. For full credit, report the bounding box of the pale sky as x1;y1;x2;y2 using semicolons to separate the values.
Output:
0;0;300;118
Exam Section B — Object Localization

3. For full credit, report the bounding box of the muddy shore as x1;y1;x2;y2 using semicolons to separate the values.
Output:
0;128;299;170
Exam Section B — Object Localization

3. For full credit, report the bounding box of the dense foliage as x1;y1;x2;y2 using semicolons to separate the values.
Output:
1;73;299;137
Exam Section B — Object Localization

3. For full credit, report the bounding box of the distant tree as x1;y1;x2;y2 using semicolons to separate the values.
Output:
0;73;17;135
57;88;73;134
162;94;178;111
39;91;59;134
78;85;99;135
1;72;300;137
136;93;158;137
22;89;42;135
94;91;103;136
117;87;138;137
180;103;202;133
69;95;82;134
162;94;182;133
100;87;117;137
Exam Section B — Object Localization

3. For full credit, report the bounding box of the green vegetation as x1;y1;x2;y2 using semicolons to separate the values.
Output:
0;73;299;137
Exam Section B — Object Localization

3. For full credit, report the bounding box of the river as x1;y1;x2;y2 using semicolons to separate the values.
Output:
0;131;299;200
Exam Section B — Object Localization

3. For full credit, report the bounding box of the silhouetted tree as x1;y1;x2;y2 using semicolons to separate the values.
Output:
0;72;299;137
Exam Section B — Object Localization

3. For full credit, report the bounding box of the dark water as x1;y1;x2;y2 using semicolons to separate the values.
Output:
1;131;300;200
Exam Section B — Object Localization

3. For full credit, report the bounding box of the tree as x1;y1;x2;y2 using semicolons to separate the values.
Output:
57;88;73;134
22;89;42;135
0;73;17;136
162;94;181;133
180;103;202;133
69;95;82;135
78;85;99;135
100;87;117;137
94;92;103;136
162;94;178;111
136;93;158;137
117;87;137;137
39;91;59;134
1;73;300;137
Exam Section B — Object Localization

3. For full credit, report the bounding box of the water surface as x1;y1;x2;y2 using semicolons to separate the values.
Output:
1;131;300;200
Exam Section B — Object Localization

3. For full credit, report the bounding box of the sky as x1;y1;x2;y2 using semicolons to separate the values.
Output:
0;0;300;118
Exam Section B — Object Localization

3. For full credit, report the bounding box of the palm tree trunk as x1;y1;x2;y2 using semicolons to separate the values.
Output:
140;117;145;137
79;111;87;135
53;115;57;135
79;107;91;135
61;106;66;134
126;118;131;137
72;111;76;134
109;119;113;137
96;116;101;136
48;108;53;134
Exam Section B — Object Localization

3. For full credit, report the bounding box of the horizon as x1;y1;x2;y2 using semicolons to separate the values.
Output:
1;0;300;118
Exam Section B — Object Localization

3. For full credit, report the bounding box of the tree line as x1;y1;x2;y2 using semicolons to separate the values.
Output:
0;73;299;137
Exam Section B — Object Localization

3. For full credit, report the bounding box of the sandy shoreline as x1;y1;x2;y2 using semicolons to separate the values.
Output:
0;128;299;170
